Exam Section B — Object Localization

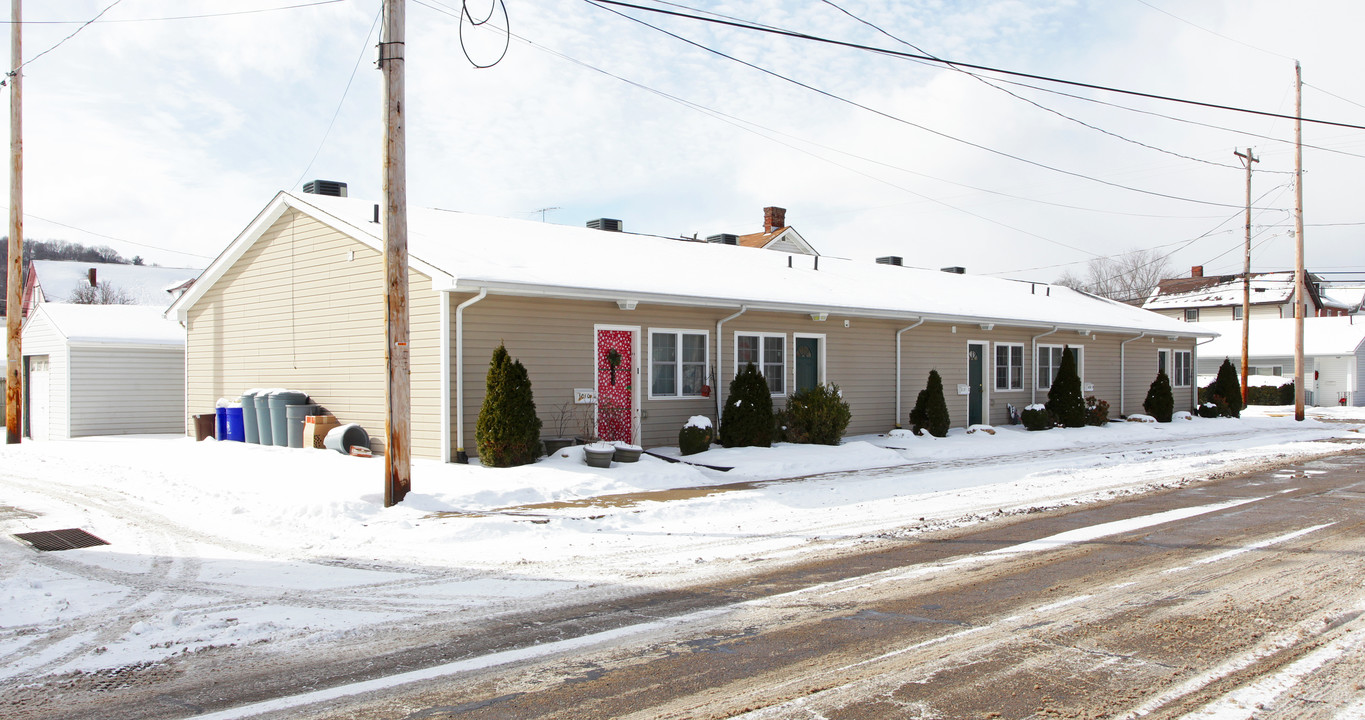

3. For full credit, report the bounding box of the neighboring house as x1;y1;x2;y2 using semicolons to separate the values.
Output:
167;190;1213;462
721;206;820;255
1143;266;1346;323
21;303;187;439
1195;317;1365;406
1320;283;1365;315
22;260;202;315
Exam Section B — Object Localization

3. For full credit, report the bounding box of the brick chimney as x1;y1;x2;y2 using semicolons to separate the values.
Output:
1191;265;1204;278
88;268;97;286
763;206;787;233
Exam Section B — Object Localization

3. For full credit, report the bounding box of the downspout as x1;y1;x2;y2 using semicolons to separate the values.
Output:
1118;332;1149;417
895;318;925;427
1194;335;1217;412
1030;326;1060;405
715;305;747;424
453;288;488;463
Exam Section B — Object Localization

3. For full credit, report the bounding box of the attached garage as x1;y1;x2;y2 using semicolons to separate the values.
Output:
21;303;186;439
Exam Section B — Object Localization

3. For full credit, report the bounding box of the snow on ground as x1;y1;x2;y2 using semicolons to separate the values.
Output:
1;406;1362;682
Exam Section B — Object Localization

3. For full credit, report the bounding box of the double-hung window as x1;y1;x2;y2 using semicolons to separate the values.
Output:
994;343;1024;391
1036;345;1082;390
1172;350;1192;388
736;333;785;395
650;330;708;397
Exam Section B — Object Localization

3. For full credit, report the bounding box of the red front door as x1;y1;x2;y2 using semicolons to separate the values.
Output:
595;329;634;442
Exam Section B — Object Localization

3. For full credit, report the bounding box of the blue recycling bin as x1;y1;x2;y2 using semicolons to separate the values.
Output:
223;406;245;442
215;406;227;441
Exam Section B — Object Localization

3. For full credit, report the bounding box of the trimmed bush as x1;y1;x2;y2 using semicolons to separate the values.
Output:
721;363;774;448
1198;398;1228;418
476;344;542;467
1246;382;1294;405
1021;404;1052;431
678;416;714;456
910;370;951;438
1144;372;1175;423
1209;358;1244;418
1046;347;1086;428
1085;396;1110;427
784;384;852;445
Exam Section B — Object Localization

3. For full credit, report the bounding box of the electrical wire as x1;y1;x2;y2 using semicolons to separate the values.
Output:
456;0;510;68
6;0;124;79
2;1;345;25
5;206;217;261
1129;0;1294;61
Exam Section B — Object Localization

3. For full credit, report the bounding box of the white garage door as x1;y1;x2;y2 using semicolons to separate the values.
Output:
27;355;49;441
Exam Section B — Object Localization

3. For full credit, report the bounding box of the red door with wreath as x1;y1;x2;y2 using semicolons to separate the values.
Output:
595;329;634;442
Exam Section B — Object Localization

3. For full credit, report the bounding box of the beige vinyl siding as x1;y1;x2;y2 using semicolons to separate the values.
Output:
67;345;185;436
21;311;69;440
185;210;441;457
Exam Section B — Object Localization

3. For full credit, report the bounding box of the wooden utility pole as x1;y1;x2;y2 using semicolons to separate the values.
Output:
1234;147;1257;405
5;0;21;444
1292;61;1306;422
381;0;411;505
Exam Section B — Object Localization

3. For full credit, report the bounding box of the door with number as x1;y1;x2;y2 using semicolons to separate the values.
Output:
968;342;985;426
595;329;636;442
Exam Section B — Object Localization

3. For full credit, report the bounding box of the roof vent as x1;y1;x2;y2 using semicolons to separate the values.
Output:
303;180;348;197
587;218;623;232
876;256;903;266
707;234;738;245
941;266;966;274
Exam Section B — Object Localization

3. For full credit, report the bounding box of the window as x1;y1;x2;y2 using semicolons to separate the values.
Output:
1184;308;1199;322
1233;305;1243;321
994;343;1024;391
736;332;785;395
1037;345;1082;390
650;330;708;397
1173;350;1193;388
1158;349;1170;377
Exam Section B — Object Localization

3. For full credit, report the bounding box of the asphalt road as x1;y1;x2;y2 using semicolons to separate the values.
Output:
8;448;1365;720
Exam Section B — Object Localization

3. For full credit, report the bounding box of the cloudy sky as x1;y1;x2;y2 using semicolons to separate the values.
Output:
5;0;1364;287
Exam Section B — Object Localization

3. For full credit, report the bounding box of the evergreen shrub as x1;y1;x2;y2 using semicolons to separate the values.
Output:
1045;347;1086;428
721;363;774;448
1021;405;1052;431
1144;372;1175;423
784;384;852;445
476;344;542;467
678;416;714;456
1245;382;1294;405
910;370;950;438
1210;358;1244;418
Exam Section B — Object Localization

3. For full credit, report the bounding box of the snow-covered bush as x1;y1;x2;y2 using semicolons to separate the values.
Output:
1021;403;1052;431
784;383;852;445
1198;400;1227;418
1085;396;1110;426
678;415;714;456
721;363;774;448
1045;347;1086;428
1144;371;1174;423
476;344;542;467
909;370;950;438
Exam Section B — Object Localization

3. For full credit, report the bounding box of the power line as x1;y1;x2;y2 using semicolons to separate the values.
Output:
7;0;123;78
5;207;216;260
582;0;1262;211
1129;0;1294;61
589;0;1365;132
291;7;383;191
1;1;345;25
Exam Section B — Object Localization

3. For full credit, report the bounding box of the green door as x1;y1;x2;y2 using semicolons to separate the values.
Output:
795;337;821;393
968;343;984;426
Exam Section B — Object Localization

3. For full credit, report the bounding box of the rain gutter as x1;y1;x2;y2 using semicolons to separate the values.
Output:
1030;326;1060;405
895;318;925;427
715;305;748;425
452;287;488;463
1119;332;1149;416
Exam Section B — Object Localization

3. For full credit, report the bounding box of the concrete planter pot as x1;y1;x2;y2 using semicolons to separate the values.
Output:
583;443;616;468
543;436;576;456
612;444;643;463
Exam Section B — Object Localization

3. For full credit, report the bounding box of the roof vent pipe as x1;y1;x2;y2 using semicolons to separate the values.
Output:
372;204;379;224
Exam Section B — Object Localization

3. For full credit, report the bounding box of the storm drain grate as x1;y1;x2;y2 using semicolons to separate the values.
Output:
13;528;109;552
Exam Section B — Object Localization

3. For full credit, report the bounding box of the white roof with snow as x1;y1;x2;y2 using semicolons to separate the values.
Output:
32;260;202;308
1142;272;1296;311
1321;285;1364;312
28;303;186;346
1197;318;1365;360
176;192;1209;337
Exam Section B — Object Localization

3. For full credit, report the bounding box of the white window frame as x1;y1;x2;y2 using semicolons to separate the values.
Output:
1233;305;1243;321
1158;348;1171;378
792;332;827;393
993;342;1025;392
1036;344;1083;391
1184;308;1199;322
648;328;710;399
1172;350;1193;388
734;332;787;396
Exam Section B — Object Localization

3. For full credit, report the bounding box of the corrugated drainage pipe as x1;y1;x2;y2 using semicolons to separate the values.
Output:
715;305;748;429
1119;332;1149;416
454;288;488;463
895;318;925;427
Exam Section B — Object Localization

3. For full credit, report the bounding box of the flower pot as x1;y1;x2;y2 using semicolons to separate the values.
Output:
543;436;575;455
612;444;642;463
583;443;615;468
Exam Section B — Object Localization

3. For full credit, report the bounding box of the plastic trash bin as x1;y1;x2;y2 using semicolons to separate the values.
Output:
323;424;370;455
240;390;261;443
284;404;319;448
223;405;245;442
215;406;228;441
253;393;273;448
268;391;309;447
192;413;216;441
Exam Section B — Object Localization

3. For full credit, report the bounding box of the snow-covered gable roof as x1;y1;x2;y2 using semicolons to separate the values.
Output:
736;226;818;255
27;303;185;346
1143;271;1300;311
1321;285;1364;312
31;260;203;308
174;192;1209;338
1197;317;1365;360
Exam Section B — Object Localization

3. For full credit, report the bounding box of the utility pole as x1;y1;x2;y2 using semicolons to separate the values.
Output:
1293;61;1306;422
380;0;410;505
5;0;21;445
1234;147;1257;405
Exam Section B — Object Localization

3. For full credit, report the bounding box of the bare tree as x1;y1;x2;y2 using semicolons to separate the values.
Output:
1055;248;1172;305
69;281;133;305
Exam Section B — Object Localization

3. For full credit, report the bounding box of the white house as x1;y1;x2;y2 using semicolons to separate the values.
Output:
1195;317;1365;406
21;303;187;439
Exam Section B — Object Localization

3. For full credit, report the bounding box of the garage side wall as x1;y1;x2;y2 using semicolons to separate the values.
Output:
185;210;442;458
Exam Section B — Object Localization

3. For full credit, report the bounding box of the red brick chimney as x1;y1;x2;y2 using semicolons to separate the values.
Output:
763;206;787;233
88;268;97;286
1191;265;1204;278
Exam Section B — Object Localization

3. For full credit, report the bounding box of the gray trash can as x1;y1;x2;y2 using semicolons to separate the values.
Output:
253;393;273;447
284;404;319;449
324;424;370;454
240;389;261;444
268;390;309;447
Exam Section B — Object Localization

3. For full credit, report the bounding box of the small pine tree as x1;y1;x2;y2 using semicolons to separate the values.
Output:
1045;346;1086;428
1211;358;1244;418
910;370;951;438
784;384;852;445
720;363;774;447
475;344;543;467
1144;371;1175;422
